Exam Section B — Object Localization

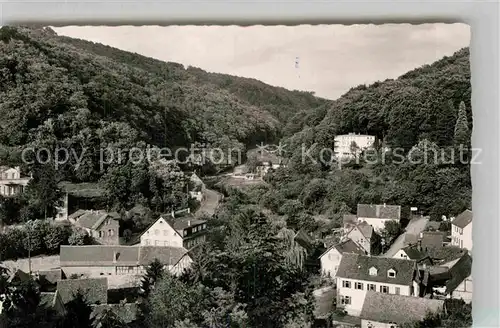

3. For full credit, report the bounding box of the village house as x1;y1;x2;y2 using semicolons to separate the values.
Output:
68;210;121;245
451;209;472;251
138;212;207;249
335;254;420;316
359;291;444;328
60;245;192;280
320;238;366;278
431;252;472;303
0;166;31;197
334;133;375;158
392;245;434;271
345;221;380;255
357;204;401;232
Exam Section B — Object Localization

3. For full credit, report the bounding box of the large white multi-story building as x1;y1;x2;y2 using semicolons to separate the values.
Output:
451;209;472;251
335;254;420;316
334;133;375;158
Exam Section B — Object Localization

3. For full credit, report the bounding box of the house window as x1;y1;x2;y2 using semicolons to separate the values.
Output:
388;269;396;278
395;287;400;295
380;285;389;294
355;282;363;290
202;224;207;229
340;296;351;305
108;229;112;236
342;280;351;288
368;284;376;291
369;267;378;276
117;267;128;275
99;231;103;238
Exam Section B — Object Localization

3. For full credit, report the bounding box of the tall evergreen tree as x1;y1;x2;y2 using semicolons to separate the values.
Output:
454;101;470;149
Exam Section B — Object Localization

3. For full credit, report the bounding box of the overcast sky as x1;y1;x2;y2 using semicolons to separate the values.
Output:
53;24;470;100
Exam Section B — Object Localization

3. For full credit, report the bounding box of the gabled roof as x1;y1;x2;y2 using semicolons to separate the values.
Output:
319;238;366;259
60;245;189;268
8;269;31;283
445;252;472;294
57;278;108;305
357;204;401;220
294;228;313;251
401;245;427;260
360;291;443;324
347;221;373;240
71;210;120;230
37;269;62;285
420;231;444;250
138;214;207;240
357;221;374;239
138;246;189;266
452;210;472;228
336;254;416;286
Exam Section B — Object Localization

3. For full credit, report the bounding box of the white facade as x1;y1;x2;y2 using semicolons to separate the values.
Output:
393;249;410;260
451;221;472;251
346;226;371;254
320;247;342;278
0;167;31;197
140;217;184;247
336;277;416;316
450;275;473;304
334;133;375;158
358;218;397;232
62;255;192;281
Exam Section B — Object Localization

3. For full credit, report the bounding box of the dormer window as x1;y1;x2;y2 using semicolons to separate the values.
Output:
369;267;378;276
388;268;396;278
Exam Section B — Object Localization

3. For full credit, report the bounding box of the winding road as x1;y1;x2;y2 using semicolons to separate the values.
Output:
195;188;223;218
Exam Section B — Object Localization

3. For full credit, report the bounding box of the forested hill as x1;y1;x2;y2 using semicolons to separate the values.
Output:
0;25;329;167
283;47;471;152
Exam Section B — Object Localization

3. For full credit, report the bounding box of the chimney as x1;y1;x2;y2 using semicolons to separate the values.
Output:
188;220;191;227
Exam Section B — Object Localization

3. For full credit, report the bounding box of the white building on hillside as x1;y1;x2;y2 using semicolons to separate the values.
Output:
334;133;375;158
335;254;420;316
451;209;472;251
60;245;192;280
357;204;401;232
319;238;366;278
138;213;207;249
0;166;31;197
